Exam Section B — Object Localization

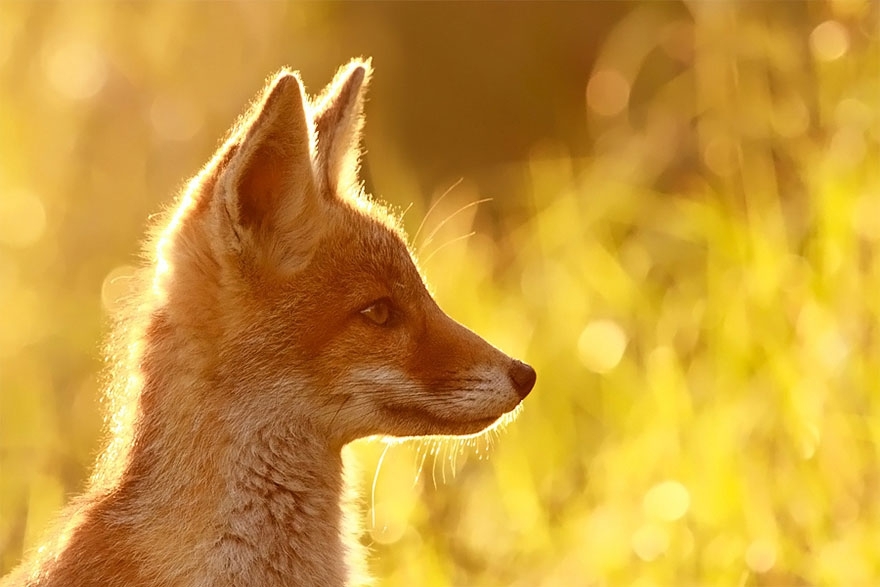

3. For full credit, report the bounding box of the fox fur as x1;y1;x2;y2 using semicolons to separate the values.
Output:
2;59;536;587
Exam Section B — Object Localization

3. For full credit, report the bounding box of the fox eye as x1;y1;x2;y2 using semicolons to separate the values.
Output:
360;299;391;326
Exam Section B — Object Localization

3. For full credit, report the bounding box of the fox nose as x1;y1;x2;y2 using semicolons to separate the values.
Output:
508;359;536;399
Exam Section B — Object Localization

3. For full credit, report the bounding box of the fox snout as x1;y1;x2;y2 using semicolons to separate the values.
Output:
360;303;537;439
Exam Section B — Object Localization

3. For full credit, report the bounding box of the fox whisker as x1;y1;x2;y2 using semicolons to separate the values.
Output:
412;177;464;246
419;197;491;253
422;231;476;265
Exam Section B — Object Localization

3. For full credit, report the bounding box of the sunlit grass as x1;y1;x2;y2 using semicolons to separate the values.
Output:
358;5;879;585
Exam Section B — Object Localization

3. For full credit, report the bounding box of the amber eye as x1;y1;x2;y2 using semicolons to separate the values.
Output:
360;299;391;326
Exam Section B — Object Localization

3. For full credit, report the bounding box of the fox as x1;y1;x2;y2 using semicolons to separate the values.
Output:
1;58;536;587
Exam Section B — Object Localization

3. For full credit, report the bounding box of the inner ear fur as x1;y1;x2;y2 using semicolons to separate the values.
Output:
313;58;372;195
221;71;323;272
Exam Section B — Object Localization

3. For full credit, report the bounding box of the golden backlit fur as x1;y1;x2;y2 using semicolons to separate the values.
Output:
2;59;536;587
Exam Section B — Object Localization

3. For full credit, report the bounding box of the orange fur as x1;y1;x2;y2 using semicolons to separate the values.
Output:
2;59;536;587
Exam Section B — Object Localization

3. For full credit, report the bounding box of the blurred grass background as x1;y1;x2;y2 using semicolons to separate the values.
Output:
1;1;879;585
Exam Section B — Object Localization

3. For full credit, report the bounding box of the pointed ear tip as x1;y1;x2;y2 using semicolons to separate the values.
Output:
271;70;305;92
328;60;370;102
349;57;373;80
260;70;307;114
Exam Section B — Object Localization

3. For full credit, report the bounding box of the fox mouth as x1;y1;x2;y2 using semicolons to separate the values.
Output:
381;403;514;435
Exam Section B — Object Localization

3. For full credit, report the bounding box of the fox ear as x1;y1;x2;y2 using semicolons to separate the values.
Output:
313;59;372;195
220;70;321;271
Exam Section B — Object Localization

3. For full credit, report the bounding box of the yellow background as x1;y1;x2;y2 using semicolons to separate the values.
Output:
1;2;878;585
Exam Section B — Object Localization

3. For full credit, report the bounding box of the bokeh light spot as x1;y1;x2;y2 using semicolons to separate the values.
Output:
577;319;627;373
797;421;821;460
631;523;669;562
43;38;107;100
580;506;630;572
810;21;849;62
643;480;690;522
369;501;409;545
0;190;47;248
745;539;777;573
587;69;630;117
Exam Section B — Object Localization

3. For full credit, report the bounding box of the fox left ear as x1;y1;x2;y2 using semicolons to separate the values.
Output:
313;58;372;195
217;70;322;273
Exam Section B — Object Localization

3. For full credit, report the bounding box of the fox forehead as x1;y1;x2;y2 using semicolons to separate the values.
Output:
313;201;427;301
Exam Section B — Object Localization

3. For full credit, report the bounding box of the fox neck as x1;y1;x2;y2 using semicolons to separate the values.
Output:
101;310;356;586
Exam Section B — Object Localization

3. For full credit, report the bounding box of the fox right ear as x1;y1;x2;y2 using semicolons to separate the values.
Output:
219;70;322;272
313;59;371;195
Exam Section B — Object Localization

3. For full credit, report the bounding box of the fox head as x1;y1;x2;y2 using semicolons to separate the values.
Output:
151;59;535;448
